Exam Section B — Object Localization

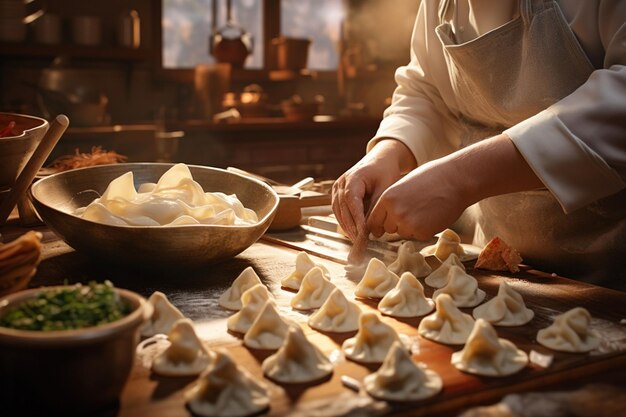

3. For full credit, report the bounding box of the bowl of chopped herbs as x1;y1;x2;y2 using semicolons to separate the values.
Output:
0;281;152;416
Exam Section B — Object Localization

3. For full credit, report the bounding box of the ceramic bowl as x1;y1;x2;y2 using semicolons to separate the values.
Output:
0;285;151;416
29;163;279;269
0;112;49;191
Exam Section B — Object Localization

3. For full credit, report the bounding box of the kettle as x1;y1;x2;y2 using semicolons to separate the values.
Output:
210;0;252;68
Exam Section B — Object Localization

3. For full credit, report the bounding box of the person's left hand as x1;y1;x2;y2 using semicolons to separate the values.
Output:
367;157;470;241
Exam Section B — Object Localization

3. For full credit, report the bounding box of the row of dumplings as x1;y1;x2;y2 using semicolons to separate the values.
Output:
213;251;599;397
139;292;270;417
218;265;444;403
136;244;601;417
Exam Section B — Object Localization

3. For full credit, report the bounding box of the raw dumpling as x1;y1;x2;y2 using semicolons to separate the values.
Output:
424;253;465;288
291;267;337;310
262;325;333;384
219;267;263;310
152;319;214;377
281;251;330;290
418;293;475;345
364;341;442;402
244;301;291;350
388;241;432;278
433;229;464;260
342;312;405;364
451;319;528;377
227;284;274;334
378;272;434;318
537;307;600;353
308;288;361;333
473;281;534;326
185;349;269;417
432;266;486;308
354;258;400;299
141;291;185;337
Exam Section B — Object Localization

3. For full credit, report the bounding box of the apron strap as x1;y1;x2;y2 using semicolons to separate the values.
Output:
438;0;451;24
521;0;555;25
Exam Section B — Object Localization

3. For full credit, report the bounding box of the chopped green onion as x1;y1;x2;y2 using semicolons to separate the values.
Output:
0;281;130;331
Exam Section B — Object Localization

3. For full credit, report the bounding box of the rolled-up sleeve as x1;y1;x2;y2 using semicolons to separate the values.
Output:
368;1;456;165
506;0;626;213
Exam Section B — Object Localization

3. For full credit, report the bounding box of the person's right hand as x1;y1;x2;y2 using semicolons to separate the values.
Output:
331;139;416;241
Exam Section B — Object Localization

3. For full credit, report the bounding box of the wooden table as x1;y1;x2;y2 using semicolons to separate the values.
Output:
2;221;626;417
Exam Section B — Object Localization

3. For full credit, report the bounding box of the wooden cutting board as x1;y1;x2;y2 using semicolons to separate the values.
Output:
118;242;626;417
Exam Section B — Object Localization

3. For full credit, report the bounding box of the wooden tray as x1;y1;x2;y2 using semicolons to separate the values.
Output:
119;243;626;417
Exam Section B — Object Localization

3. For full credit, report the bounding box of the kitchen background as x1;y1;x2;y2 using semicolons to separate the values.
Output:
0;0;419;183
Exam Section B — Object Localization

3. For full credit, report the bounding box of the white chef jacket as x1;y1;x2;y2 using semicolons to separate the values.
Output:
370;0;626;214
367;0;626;287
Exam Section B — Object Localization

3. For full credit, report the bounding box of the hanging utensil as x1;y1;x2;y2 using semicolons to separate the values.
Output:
211;0;252;67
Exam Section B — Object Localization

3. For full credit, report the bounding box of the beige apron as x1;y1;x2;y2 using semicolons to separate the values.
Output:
435;0;626;289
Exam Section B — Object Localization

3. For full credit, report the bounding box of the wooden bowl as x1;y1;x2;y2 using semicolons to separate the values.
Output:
29;163;279;269
0;286;151;416
0;112;49;190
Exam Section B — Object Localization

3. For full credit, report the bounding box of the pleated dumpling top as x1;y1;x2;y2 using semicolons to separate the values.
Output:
537;307;600;353
281;251;330;290
219;267;263;311
291;267;336;310
185;349;269;417
227;284;274;334
364;341;442;402
262;325;333;384
142;291;185;337
342;312;405;364
432;266;485;308
388;241;432;278
308;288;361;333
418;293;475;345
424;253;465;288
354;258;400;299
473;281;534;326
451;319;528;377
243;301;292;350
378;272;434;318
152;318;214;377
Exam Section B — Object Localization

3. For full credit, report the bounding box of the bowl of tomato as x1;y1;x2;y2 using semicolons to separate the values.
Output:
0;112;49;192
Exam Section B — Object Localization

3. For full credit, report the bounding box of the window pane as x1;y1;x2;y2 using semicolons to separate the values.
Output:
163;0;262;69
281;0;346;70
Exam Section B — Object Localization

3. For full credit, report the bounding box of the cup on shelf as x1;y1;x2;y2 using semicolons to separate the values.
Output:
72;16;102;46
33;13;61;45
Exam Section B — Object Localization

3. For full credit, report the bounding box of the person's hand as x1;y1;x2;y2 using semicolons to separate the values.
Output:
366;134;544;240
332;139;415;241
367;157;470;241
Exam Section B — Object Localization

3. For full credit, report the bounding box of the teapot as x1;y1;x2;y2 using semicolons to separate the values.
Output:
210;0;252;68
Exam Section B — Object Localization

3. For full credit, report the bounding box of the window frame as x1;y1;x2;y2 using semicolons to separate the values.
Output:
155;0;339;82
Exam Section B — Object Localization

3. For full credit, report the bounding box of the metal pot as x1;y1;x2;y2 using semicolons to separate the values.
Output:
269;37;311;70
37;61;109;126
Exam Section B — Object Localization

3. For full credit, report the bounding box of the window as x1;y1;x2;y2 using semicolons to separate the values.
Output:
280;0;345;70
162;0;346;71
163;0;262;69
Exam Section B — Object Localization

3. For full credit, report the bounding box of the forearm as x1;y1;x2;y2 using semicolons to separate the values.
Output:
443;134;544;206
369;138;418;174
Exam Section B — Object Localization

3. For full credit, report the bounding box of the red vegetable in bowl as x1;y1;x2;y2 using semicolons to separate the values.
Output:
0;121;16;138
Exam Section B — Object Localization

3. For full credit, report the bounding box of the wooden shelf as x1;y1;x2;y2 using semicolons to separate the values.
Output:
0;42;152;62
59;116;382;138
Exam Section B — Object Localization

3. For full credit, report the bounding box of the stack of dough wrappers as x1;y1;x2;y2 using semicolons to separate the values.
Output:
0;231;42;296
